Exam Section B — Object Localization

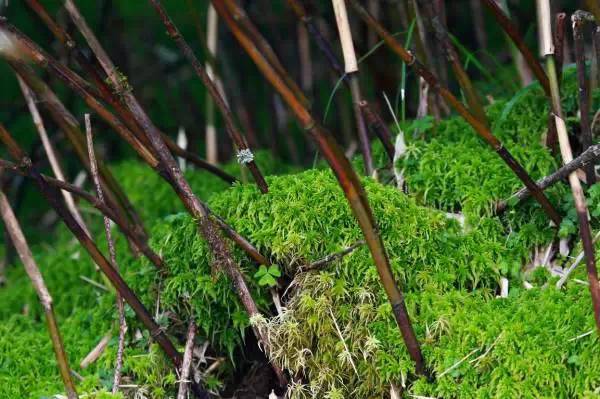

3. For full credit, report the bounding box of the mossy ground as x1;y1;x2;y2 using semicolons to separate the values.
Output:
1;74;600;398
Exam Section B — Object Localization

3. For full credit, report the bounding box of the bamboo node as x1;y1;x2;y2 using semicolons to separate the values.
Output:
303;120;316;131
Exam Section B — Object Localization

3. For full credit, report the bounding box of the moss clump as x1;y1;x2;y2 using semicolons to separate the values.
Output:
111;149;297;221
400;68;599;227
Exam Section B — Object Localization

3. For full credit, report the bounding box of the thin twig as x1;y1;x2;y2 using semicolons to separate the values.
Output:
85;115;127;394
80;333;112;369
17;76;90;236
214;0;426;375
573;11;596;184
497;144;600;212
348;0;561;226
148;0;269;193
177;321;196;399
331;0;373;175
538;0;600;332
0;187;78;399
303;240;365;271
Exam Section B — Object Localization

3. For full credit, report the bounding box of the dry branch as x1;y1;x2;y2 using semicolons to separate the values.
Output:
348;0;561;226
0;188;78;399
538;0;600;332
573;11;597;184
213;0;426;375
85;115;127;394
481;0;551;96
331;0;373;175
148;0;269;193
62;2;285;386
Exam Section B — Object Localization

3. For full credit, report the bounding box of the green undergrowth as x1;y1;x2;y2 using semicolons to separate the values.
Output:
111;149;298;220
400;67;599;227
2;71;600;398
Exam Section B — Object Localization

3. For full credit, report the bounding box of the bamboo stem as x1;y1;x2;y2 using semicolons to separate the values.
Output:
538;0;600;332
0;157;165;271
205;4;219;165
481;0;551;96
84;115;127;394
426;4;489;127
286;0;395;162
177;321;196;399
331;0;373;175
17;76;90;235
0;189;78;399
573;11;596;184
213;0;426;375
348;0;562;226
148;0;269;193
497;144;600;212
0;123;212;396
61;1;284;385
24;0;237;184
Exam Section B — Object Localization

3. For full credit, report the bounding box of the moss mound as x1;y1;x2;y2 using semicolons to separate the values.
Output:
1;71;598;398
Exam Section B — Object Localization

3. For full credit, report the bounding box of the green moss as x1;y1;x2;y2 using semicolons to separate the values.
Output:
111;149;297;221
2;69;598;398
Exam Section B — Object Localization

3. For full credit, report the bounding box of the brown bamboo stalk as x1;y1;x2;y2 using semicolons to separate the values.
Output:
297;20;313;93
147;0;269;193
0;123;214;397
17;76;90;235
177;321;196;399
593;26;600;91
546;13;568;152
205;4;219;165
24;0;237;184
425;4;489;127
470;0;488;52
573;11;596;184
331;0;373;175
62;1;285;385
6;59;147;241
0;189;78;399
497;144;600;212
5;21;261;270
212;0;426;375
286;0;395;162
538;0;600;332
359;101;395;160
84;114;127;394
0;157;165;271
481;0;551;96
349;0;562;226
222;0;309;110
555;13;567;88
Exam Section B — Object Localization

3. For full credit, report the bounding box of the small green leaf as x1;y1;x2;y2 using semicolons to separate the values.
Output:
268;265;281;277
